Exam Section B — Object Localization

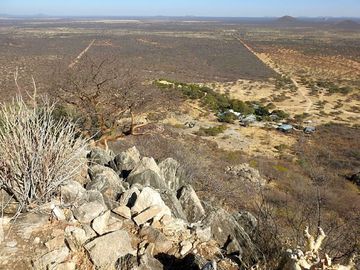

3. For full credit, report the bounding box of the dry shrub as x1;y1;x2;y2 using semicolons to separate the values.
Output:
0;96;87;213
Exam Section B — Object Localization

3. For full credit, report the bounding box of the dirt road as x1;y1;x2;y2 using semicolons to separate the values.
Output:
69;39;95;68
235;36;313;113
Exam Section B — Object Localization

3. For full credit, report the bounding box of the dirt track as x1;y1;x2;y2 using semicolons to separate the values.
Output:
235;36;313;113
68;39;95;68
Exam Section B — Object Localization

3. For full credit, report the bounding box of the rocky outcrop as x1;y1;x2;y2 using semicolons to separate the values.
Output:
159;158;184;191
85;230;135;268
225;163;266;186
177;184;206;223
0;146;261;270
127;157;167;189
203;207;260;264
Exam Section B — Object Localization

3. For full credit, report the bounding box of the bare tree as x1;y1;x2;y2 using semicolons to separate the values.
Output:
52;55;152;148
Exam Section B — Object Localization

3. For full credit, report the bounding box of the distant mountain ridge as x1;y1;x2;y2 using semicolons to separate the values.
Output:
335;19;360;30
276;15;298;23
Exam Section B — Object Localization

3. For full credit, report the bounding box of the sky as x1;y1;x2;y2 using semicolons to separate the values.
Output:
1;0;359;17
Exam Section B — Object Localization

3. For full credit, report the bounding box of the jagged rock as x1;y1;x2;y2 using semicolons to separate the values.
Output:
159;189;187;221
15;212;49;240
194;226;212;242
52;206;66;221
177;184;206;223
180;241;193;256
60;180;87;207
88;164;125;201
88;147;115;166
65;226;88;251
115;254;138;270
113;205;132;219
0;189;19;214
114;146;141;172
85;230;135;268
139;254;163;270
139;227;173;254
119;186;141;208
233;211;257;237
132;187;171;221
82;224;97;239
225;164;266;186
126;157;167;189
56;262;76;270
202;207;259;264
45;235;65;251
160;216;187;236
73;190;107;223
92;210;123;235
33;246;70;269
159;158;184;191
133;206;163;226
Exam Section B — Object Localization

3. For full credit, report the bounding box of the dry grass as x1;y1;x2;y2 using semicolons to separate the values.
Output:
0;95;87;213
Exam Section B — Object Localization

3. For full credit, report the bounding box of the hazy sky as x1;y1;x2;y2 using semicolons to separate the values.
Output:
1;0;359;17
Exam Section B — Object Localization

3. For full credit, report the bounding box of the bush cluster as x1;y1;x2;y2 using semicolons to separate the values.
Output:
0;96;87;213
195;125;227;137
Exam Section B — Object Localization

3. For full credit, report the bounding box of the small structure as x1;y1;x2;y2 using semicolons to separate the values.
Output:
304;126;316;134
277;124;293;133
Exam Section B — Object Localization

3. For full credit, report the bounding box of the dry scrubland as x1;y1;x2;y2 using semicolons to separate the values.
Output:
0;18;359;269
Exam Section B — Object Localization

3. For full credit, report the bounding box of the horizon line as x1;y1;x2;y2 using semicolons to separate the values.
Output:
1;14;360;19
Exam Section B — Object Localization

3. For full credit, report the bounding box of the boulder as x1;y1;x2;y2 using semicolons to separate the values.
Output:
45;235;65;251
177;185;205;223
87;147;115;166
225;164;266;186
92;210;123;235
113;205;132;219
72;191;107;224
133;206;163;226
60;180;87;207
14;212;49;240
138;254;164;270
0;189;19;214
180;241;192;256
115;254;138;270
131;187;171;221
33;246;70;269
159;189;187;221
158;158;184;191
119;186;141;208
52;206;66;221
139;227;173;254
233;211;257;237
202;207;259;264
56;262;76;270
126;157;167;189
114;146;141;172
65;226;88;251
85;230;135;268
193;226;212;242
88;165;125;201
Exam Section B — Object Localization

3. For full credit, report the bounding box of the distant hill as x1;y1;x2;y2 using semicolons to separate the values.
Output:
272;16;303;27
276;16;298;23
334;20;360;30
